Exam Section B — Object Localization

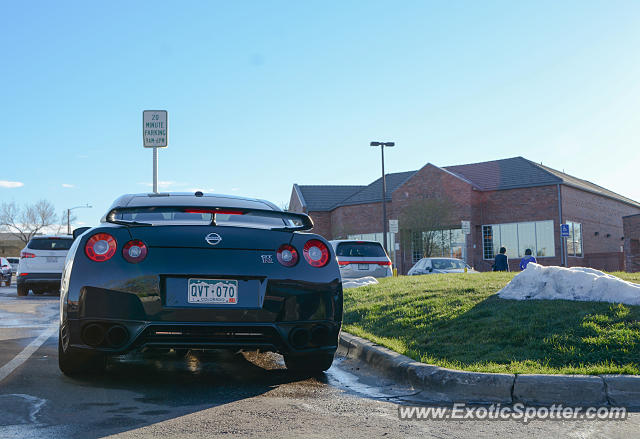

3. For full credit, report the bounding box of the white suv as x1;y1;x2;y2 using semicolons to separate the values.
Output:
329;240;393;279
17;235;74;296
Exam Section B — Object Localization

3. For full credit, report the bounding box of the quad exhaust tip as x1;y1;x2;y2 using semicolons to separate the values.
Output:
106;325;129;348
81;323;129;348
289;327;311;349
81;323;105;347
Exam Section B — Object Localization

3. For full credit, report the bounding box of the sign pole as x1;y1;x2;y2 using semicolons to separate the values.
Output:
153;147;158;193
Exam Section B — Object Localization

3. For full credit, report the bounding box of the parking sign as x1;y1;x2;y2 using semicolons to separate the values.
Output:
143;110;168;148
560;224;570;237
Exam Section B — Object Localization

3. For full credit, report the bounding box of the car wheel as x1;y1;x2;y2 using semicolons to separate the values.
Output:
17;285;28;296
58;335;106;376
284;352;335;373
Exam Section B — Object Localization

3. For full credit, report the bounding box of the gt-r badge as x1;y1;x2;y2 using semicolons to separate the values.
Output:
261;255;274;264
205;233;222;246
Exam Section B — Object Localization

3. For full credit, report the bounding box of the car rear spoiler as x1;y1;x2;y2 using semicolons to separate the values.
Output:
103;206;314;232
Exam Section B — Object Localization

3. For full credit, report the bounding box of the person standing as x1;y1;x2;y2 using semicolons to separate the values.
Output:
493;247;509;271
519;248;537;270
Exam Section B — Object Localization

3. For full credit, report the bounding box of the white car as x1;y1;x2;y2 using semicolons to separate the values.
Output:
17;235;74;296
329;240;393;279
6;257;19;275
0;257;11;286
408;257;478;275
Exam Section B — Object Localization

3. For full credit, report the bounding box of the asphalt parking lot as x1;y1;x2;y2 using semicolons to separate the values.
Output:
1;283;639;438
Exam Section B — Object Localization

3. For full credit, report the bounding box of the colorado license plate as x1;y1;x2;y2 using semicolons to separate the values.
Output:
358;264;369;270
188;278;238;304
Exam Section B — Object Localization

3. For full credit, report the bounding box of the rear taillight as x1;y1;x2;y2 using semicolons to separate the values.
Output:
303;240;330;267
20;252;36;258
277;244;298;267
85;233;117;262
122;240;148;263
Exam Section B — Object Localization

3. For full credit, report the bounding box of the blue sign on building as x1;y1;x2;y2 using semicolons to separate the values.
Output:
560;224;570;238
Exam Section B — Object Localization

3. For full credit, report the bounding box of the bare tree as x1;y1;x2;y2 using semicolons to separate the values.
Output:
54;210;78;235
0;200;58;244
399;198;454;258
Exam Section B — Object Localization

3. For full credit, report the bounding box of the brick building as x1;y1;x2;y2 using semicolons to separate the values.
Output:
623;214;640;272
289;157;640;273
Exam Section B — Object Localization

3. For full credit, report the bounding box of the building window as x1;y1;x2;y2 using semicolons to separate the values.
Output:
411;229;465;263
566;221;583;257
482;220;556;260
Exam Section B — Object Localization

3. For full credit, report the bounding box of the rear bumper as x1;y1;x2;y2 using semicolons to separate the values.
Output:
17;273;62;287
62;319;340;356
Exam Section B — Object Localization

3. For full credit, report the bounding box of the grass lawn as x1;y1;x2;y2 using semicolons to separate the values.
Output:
343;272;640;375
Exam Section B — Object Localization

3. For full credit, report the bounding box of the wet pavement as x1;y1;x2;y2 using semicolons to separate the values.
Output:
1;283;639;438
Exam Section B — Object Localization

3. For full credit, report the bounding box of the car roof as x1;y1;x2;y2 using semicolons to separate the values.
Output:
106;193;279;212
328;240;383;245
420;257;463;261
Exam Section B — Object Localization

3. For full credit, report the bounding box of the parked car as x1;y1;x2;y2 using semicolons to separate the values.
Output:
17;235;74;296
0;257;11;286
408;257;477;275
329;240;392;279
58;192;342;375
6;257;19;275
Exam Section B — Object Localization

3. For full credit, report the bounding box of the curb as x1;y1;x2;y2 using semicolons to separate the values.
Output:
338;332;640;407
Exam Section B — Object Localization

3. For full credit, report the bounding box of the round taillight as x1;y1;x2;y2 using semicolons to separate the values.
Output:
85;233;117;262
303;239;330;267
277;244;298;267
122;240;148;263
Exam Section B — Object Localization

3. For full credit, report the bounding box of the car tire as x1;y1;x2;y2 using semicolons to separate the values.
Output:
284;352;335;373
17;285;28;296
58;335;106;376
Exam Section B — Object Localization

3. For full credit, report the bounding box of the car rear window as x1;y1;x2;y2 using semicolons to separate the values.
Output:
336;242;387;257
27;238;74;251
115;209;287;229
432;259;466;269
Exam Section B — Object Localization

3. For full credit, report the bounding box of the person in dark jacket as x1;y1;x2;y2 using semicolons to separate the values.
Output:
519;248;537;270
493;247;509;271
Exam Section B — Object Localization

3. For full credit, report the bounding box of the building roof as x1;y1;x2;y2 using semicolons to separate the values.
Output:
444;157;561;191
295;185;366;211
294;156;640;211
339;170;418;206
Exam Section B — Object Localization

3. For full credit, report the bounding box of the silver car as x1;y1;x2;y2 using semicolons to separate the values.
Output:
408;257;477;275
329;240;392;279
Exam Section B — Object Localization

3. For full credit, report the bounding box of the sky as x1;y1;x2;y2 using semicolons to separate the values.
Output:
1;1;640;228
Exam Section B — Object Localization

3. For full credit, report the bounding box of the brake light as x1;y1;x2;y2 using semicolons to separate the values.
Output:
122;240;148;263
184;208;245;215
303;240;330;267
19;273;29;276
20;252;36;258
85;233;117;262
338;260;392;266
277;244;298;267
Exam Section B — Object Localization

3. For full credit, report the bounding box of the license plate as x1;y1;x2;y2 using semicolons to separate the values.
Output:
46;257;58;263
188;278;238;304
358;264;369;270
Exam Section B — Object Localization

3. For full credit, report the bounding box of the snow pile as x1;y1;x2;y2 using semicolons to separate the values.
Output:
498;263;640;305
342;276;379;289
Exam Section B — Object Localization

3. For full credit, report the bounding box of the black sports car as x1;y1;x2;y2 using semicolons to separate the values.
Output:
59;192;343;375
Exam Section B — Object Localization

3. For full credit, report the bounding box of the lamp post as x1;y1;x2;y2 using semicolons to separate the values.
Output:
370;141;395;254
66;204;92;235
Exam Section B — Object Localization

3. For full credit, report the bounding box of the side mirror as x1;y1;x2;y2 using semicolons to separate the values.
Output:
72;227;91;240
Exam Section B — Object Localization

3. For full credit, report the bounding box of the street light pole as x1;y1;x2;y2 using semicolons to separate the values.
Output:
370;141;395;254
66;204;92;235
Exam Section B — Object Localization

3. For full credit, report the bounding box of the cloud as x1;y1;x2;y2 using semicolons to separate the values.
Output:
0;180;24;188
187;187;216;193
139;181;177;189
62;183;75;188
231;187;240;192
